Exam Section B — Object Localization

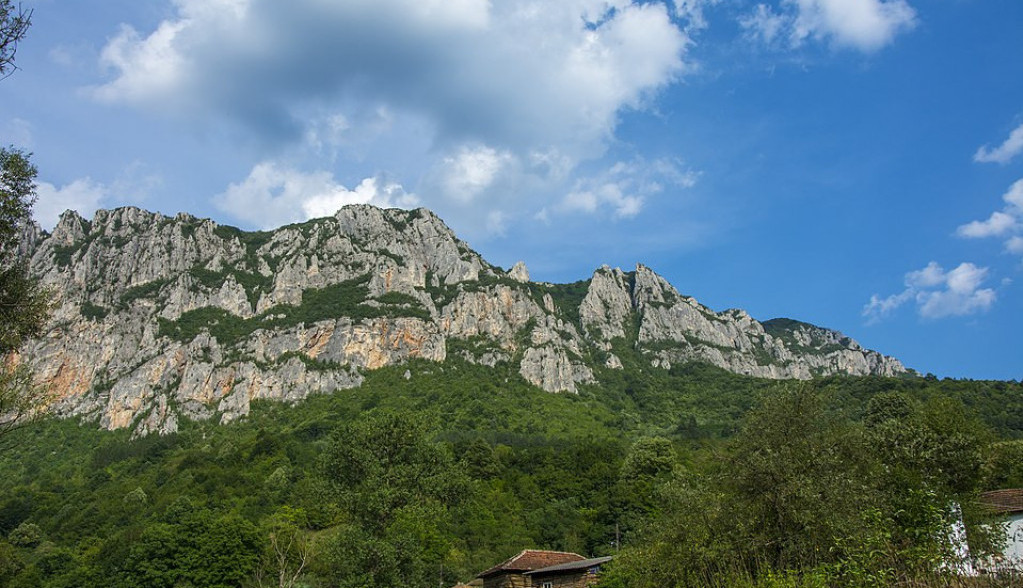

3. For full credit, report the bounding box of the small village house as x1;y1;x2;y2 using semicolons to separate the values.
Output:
525;555;614;588
475;549;612;588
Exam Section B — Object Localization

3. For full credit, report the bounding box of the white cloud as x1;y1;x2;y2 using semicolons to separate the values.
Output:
1006;236;1023;255
1005;179;1023;212
89;0;689;240
214;161;418;229
916;263;996;319
32;164;163;230
742;0;916;53
955;179;1023;257
440;145;514;203
562;183;642;218
975;122;1023;164
904;261;946;289
558;157;698;219
740;4;788;45
34;179;108;230
562;189;600;214
94;21;190;105
302;177;417;219
862;289;913;321
955;211;1017;239
675;0;722;32
90;0;686;161
864;261;997;322
794;0;916;51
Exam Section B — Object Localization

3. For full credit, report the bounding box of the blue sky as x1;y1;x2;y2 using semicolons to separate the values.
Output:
3;0;1022;380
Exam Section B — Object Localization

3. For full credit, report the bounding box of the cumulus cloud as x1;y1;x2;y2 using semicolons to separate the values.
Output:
213;161;417;229
94;20;191;106
864;261;997;322
956;179;1023;257
557;157;698;219
90;0;690;238
32;165;163;230
1005;178;1023;212
1007;236;1023;255
91;0;686;161
914;263;997;319
562;183;643;218
440;145;515;203
956;211;1017;239
34;179;108;230
975;123;1023;164
741;0;916;52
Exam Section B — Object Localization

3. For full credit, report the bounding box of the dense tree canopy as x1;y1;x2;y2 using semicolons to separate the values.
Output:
601;385;1002;587
0;3;49;446
0;360;1019;587
0;147;51;444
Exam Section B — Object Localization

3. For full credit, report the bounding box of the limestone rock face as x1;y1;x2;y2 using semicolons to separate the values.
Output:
508;261;530;283
18;204;910;435
579;266;634;343
519;346;594;393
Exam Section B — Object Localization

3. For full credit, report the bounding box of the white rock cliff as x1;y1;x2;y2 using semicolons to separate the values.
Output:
17;205;908;434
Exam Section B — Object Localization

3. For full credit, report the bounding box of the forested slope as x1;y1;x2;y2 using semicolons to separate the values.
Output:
2;357;1021;587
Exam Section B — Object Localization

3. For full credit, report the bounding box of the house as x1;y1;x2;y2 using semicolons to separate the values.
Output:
476;549;596;588
979;488;1023;572
525;555;614;588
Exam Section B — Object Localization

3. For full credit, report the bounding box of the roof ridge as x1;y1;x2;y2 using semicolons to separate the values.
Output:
520;549;581;555
477;549;587;578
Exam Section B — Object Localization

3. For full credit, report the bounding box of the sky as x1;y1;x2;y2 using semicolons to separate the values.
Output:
3;0;1022;380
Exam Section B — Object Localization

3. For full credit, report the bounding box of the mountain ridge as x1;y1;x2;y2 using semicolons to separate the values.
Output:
17;204;909;435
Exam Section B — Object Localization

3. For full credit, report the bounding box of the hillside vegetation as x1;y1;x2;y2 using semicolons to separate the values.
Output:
2;355;1022;587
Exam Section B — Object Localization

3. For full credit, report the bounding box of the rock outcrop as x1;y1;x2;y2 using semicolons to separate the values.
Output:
17;205;909;435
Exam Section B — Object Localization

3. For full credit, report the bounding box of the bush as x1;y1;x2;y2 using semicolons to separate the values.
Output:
7;522;41;547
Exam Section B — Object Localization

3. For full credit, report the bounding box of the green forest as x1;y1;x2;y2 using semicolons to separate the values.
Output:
2;353;1023;587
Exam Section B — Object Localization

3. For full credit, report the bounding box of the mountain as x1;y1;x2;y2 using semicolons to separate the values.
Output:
17;205;908;435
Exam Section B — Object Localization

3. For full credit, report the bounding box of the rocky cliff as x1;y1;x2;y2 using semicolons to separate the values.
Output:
16;205;908;434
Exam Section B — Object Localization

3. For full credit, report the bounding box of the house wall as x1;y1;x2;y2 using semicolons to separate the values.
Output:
529;570;601;588
482;573;530;588
977;512;1023;574
1001;513;1023;569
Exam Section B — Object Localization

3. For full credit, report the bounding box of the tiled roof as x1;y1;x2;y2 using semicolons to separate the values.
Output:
525;556;614;576
980;489;1023;514
477;550;586;578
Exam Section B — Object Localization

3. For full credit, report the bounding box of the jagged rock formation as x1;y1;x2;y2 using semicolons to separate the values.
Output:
17;205;909;434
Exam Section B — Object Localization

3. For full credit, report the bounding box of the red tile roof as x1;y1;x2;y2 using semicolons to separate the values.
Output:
477;550;586;578
980;489;1023;514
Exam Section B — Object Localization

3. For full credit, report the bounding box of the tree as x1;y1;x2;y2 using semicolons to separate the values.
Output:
0;2;47;447
253;509;314;588
0;0;31;79
319;412;470;587
603;385;1000;587
0;147;51;445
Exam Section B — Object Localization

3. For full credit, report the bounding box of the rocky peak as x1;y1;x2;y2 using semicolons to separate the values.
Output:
579;265;634;342
508;261;530;283
17;204;910;436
